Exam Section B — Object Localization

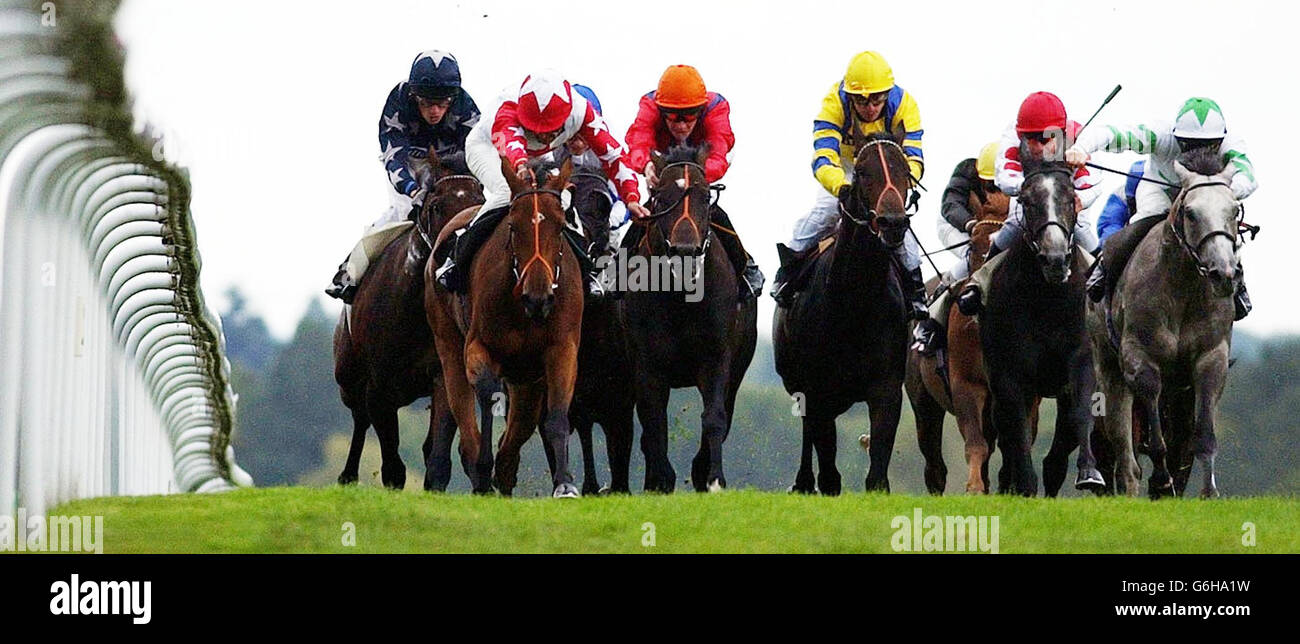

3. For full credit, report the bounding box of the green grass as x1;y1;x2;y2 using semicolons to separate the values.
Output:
48;487;1299;554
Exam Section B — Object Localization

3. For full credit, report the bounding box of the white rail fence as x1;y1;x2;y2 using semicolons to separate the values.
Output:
0;1;250;519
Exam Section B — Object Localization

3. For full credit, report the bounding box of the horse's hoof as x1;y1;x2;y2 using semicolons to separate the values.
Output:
858;434;871;452
338;473;358;486
707;479;725;493
1074;467;1106;492
553;483;581;499
1199;487;1220;500
582;481;602;496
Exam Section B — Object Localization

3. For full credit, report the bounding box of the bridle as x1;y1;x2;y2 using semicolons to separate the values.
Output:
1021;166;1076;256
1169;180;1240;278
840;139;914;231
417;173;482;250
640;161;715;257
506;172;565;297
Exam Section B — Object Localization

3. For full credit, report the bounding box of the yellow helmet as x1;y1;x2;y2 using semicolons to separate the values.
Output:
976;142;999;180
843;51;895;95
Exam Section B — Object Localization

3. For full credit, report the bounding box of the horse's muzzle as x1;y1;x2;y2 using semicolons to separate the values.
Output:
668;243;703;257
521;292;555;321
1207;266;1235;298
1038;252;1071;284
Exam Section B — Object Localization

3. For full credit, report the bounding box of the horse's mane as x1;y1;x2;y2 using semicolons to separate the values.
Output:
524;153;564;188
1018;142;1072;181
1178;145;1227;176
434;151;470;176
663;142;704;166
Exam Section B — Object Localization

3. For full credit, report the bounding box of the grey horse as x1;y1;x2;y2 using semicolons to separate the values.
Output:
1086;148;1240;498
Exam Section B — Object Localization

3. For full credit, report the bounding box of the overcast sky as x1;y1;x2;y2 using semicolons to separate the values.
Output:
114;0;1295;340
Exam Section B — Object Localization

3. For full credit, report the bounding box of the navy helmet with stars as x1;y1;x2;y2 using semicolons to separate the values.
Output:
408;50;461;100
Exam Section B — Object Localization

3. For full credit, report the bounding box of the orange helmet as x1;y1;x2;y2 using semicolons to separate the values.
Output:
655;65;708;109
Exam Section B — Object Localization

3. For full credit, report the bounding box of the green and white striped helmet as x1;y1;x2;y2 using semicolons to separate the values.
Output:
1173;97;1227;139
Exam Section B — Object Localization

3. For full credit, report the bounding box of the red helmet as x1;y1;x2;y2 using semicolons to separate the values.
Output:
1016;91;1067;134
516;71;573;133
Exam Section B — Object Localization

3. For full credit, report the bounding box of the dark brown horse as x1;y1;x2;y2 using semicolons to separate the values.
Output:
622;143;757;492
333;150;482;489
567;165;634;494
907;188;1046;494
978;156;1102;496
426;154;584;497
774;132;911;494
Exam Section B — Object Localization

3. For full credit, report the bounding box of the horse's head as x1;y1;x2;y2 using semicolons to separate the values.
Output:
419;149;482;235
501;153;573;321
1018;154;1077;283
567;162;614;254
842;132;912;246
1171;147;1239;297
966;188;1010;273
647;143;712;257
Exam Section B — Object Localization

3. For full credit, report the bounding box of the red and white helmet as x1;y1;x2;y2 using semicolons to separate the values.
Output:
516;70;572;133
1016;91;1067;134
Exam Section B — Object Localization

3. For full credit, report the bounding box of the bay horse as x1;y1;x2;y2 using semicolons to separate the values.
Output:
425;154;584;497
333;150;482;489
1086;148;1239;498
773;132;911;494
622;143;757;493
978;155;1102;497
567;164;634;494
907;187;1046;494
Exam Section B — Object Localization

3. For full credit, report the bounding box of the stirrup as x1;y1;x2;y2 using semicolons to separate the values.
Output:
771;281;794;308
1085;263;1107;303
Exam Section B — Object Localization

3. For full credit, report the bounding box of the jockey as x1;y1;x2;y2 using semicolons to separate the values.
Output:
1065;97;1258;319
326;50;480;303
911;142;1007;354
954;91;1103;315
1096;159;1147;243
770;50;927;316
622;64;765;298
434;70;647;294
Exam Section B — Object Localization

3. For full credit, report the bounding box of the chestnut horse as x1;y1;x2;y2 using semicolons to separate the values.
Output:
622;143;757;493
907;188;1046;494
774;132;911;494
333;151;482;489
426;155;584;497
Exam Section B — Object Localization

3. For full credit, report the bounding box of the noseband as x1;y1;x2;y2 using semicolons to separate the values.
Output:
1022;167;1075;255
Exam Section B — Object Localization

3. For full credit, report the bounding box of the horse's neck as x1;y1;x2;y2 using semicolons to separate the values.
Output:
1152;222;1215;305
827;228;892;299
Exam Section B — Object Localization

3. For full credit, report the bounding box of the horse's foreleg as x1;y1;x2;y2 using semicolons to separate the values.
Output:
1192;347;1229;499
990;375;1035;496
494;381;542;496
1065;352;1104;493
635;374;674;494
574;413;601;496
439;337;486;493
952;384;987;494
473;374;501;492
864;382;903;493
693;363;732;492
424;381;457;492
913;381;949;495
1125;354;1170;499
604;410;634;494
541;341;580;498
339;407;369;485
366;393;406;490
1099;373;1139;496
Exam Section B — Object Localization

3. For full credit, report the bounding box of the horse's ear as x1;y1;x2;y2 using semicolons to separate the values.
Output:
428;145;440;169
557;156;573;190
1216;163;1236;184
694;143;711;167
1173;160;1192;185
650;150;665;174
501;155;525;195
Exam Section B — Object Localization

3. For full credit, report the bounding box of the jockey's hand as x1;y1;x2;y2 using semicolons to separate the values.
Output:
627;202;652;221
515;163;531;184
644;162;659;190
1064;146;1089;168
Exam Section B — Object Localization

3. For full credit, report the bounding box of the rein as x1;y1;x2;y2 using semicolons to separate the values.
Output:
841;139;916;230
418;173;483;250
638;161;715;258
506;184;565;297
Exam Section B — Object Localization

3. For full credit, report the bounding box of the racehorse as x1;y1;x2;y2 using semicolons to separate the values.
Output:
567;164;634;494
1086;147;1240;498
426;154;584;497
907;188;1045;494
978;154;1102;497
773;132;912;494
333;150;482;489
622;143;757;492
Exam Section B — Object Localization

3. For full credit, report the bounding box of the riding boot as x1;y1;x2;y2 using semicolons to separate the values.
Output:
955;238;999;315
1085;250;1108;303
911;317;944;356
435;206;508;293
770;242;807;308
563;225;606;298
900;266;927;321
324;257;358;304
710;206;765;299
1233;264;1252;321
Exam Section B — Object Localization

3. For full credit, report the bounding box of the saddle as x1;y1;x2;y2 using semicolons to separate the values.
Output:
777;235;837;297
